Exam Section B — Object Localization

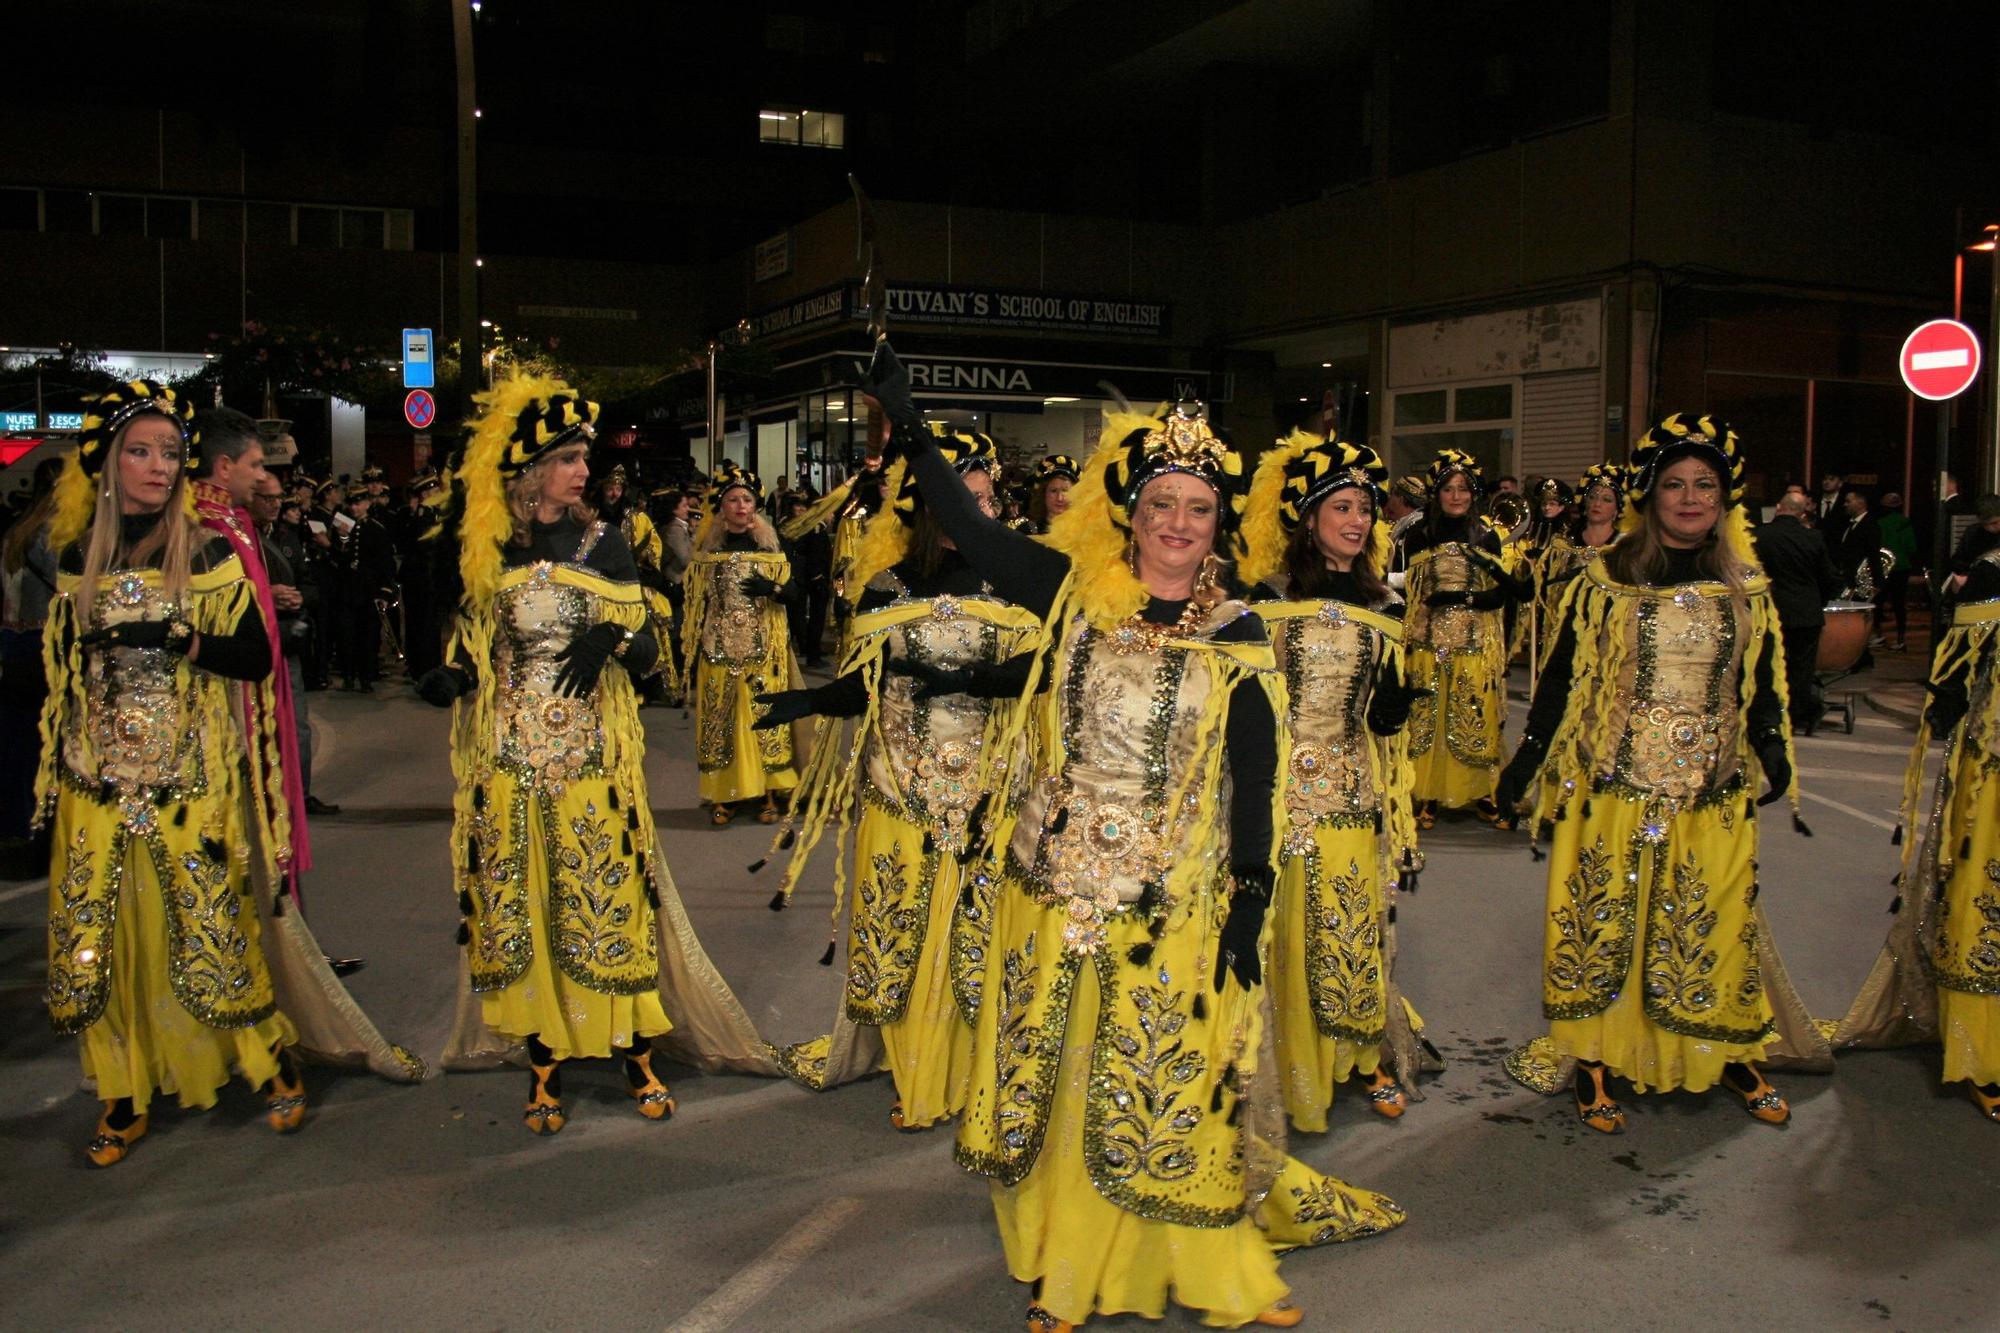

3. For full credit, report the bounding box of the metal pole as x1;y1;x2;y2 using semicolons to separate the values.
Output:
1933;404;1952;615
705;341;719;475
1987;247;2000;493
451;1;480;421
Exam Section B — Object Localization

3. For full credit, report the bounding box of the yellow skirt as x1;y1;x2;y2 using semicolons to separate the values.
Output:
480;789;672;1062
1938;989;2000;1086
1271;825;1389;1133
863;807;975;1126
1929;753;2000;1086
992;959;1404;1328
1407;648;1503;809
1545;790;1773;1093
695;657;798;805
79;837;297;1115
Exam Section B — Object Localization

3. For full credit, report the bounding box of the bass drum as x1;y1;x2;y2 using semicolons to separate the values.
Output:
1816;599;1875;674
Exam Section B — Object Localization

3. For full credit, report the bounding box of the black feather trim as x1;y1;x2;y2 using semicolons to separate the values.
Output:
1226;1099;1244;1127
607;786;621;810
1192;992;1207;1021
768;890;787;911
200;835;226;864
173;803;189;827
458;889;473;915
778;828;797;851
1891;823;1903;847
1210;1082;1227;1112
1888;894;1902;914
456;921;471;945
1127;941;1154;967
818;939;837;966
748;856;769;874
621;830;632;857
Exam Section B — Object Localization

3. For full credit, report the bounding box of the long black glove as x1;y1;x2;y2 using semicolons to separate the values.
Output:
1926;679;1970;735
752;689;815;730
1214;872;1272;992
1366;679;1430;736
80;617;192;656
1466;545;1534;602
863;340;921;432
738;574;781;600
415;663;472;707
884;654;1029;701
551;622;626;698
1425;589;1471;609
1752;734;1791;806
1494;734;1550;815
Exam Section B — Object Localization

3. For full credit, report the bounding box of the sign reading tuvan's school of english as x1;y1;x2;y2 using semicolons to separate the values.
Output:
750;282;1171;341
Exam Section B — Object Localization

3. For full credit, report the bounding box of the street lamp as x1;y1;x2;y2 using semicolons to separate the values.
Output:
1956;222;2000;491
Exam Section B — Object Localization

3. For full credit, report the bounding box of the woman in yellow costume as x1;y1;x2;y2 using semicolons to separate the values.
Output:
36;380;310;1164
1398;449;1527;829
1024;453;1079;534
866;345;1403;1332
1240;431;1435;1131
1836;549;2000;1121
594;461;680;702
683;468;803;825
755;428;1039;1130
1494;414;1829;1132
1521;464;1624;693
418;375;776;1133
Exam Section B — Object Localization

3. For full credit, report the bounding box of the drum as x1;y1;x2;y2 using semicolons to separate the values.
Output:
1817;600;1875;672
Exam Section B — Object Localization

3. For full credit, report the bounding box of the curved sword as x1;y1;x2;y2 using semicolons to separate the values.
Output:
849;174;887;345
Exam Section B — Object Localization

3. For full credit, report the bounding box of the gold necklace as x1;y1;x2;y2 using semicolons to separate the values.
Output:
1106;597;1207;654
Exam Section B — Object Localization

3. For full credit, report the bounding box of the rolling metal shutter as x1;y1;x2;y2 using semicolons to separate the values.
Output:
1518;371;1603;483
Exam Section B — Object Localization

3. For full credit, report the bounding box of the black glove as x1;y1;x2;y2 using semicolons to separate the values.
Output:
753;689;814;730
863;340;920;432
1494;736;1549;815
80;618;192;656
1214;874;1271;992
1366;680;1431;736
738;574;781;600
416;664;472;707
1753;735;1791;807
1926;680;1970;735
1425;589;1471;609
1466;546;1533;600
551;622;626;698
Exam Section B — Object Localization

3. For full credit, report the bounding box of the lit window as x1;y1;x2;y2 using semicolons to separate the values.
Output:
759;107;844;148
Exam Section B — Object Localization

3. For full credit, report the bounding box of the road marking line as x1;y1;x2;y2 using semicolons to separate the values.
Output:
1795;735;1917;756
1798;767;1908;787
1798;788;1898;832
666;1196;864;1333
0;879;45;906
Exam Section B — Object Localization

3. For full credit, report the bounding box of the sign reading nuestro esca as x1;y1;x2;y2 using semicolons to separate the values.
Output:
750;283;1171;340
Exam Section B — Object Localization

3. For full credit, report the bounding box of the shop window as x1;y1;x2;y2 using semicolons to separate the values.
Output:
42;189;90;233
340;208;383;249
759;107;844;148
148;197;194;241
295;205;339;248
0;188;37;230
1393;390;1447;427
96;194;145;237
1455;383;1514;422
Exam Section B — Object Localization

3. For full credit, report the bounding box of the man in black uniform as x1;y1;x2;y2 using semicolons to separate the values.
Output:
1756;491;1842;733
337;488;398;693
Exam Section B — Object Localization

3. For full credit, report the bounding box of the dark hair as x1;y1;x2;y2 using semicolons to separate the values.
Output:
194;407;262;475
1281;493;1389;604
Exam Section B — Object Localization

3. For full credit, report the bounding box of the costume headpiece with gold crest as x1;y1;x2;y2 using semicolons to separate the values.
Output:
848;425;998;592
1034;453;1080;486
1098;401;1247;537
1575;461;1625;512
1425;448;1484;499
1617;411;1758;570
434;372;599;612
708;466;762;511
50;379;200;550
1240;430;1392;587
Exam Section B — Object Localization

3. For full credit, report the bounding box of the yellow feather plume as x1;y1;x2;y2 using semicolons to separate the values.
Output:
456;372;578;612
48;455;98;553
847;458;913;595
1239;430;1320;587
1044;411;1160;628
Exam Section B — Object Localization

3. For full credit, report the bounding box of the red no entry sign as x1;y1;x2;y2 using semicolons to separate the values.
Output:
1899;319;1982;401
404;388;437;429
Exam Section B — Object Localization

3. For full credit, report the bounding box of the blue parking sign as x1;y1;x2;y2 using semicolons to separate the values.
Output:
402;328;435;389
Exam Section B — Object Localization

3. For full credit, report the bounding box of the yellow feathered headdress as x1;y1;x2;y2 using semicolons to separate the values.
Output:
1044;404;1248;628
1240;429;1392;588
1619;411;1758;568
448;372;598;611
848;425;999;594
50;379;200;551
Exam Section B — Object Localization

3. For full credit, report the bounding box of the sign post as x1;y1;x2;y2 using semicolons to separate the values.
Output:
402;328;435;390
1900;318;1984;609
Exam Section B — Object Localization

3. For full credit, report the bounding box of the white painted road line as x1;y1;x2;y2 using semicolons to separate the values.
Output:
1798;788;1899;833
1799;767;1907;787
1795;735;1917;756
666;1196;865;1333
0;880;44;907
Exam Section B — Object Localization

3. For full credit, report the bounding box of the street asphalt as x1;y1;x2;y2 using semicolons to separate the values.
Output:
3;631;1996;1332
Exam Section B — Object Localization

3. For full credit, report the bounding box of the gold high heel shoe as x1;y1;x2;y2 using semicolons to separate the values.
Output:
86;1104;148;1167
1721;1062;1789;1125
1359;1067;1408;1119
262;1046;308;1134
624;1045;676;1121
1574;1060;1626;1134
1253;1301;1305;1328
1025;1305;1076;1333
524;1058;567;1135
1970;1082;2000;1122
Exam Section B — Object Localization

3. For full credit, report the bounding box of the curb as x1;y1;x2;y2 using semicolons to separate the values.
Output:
1864;684;1924;728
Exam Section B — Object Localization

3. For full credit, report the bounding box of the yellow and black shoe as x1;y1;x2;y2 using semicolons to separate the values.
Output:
1471;797;1506;826
758;795;781;825
1721;1062;1789;1125
524;1059;567;1135
1025;1304;1076;1333
624;1045;676;1122
1970;1082;2000;1122
86;1104;147;1168
1359;1067;1408;1120
1253;1301;1305;1328
1415;801;1437;831
262;1046;308;1134
710;802;736;827
1574;1060;1626;1134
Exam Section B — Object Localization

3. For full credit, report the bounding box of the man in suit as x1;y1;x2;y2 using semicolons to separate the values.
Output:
1757;492;1842;732
1817;471;1851;548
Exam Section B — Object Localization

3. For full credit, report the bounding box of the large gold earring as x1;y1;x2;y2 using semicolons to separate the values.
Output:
1196;551;1222;601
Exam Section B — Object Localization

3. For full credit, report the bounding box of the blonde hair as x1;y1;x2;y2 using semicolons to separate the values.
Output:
77;437;202;604
505;449;597;544
1601;498;1753;607
696;504;778;554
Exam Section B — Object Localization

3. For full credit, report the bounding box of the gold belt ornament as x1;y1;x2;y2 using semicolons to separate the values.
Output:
1042;797;1167;955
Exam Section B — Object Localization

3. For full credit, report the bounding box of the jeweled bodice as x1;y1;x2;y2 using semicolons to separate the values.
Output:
64;569;202;803
865;594;1005;852
1274;604;1384;842
493;561;604;789
1403;543;1491;656
698;552;777;667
